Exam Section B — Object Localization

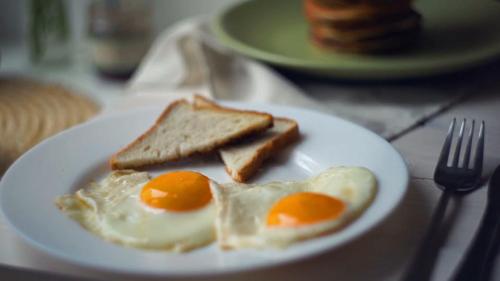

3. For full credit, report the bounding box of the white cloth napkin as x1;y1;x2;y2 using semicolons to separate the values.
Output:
109;18;472;139
111;19;323;110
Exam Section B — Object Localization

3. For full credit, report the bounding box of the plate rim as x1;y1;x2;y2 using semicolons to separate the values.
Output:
0;102;409;276
211;0;500;79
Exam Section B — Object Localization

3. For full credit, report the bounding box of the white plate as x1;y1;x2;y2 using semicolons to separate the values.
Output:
0;102;408;276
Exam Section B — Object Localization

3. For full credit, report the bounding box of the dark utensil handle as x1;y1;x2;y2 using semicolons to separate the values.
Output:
402;191;452;281
478;222;500;281
449;202;500;281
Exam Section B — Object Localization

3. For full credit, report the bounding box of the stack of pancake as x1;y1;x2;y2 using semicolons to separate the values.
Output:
305;0;422;53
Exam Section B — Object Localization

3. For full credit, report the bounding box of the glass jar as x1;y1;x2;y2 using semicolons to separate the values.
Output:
29;0;70;64
87;0;153;79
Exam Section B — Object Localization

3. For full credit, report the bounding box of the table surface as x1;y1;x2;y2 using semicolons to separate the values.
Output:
1;46;500;281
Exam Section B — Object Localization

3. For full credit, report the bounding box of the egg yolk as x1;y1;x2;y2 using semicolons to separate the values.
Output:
140;171;212;212
266;192;346;227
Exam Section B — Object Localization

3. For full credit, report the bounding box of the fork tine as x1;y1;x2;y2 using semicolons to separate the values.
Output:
451;119;466;168
462;120;475;168
472;121;485;173
437;118;456;168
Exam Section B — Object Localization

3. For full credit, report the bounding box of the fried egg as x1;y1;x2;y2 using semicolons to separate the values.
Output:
56;170;216;252
210;166;377;249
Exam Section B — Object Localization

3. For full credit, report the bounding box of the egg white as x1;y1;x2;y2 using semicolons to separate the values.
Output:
56;170;216;252
210;166;377;249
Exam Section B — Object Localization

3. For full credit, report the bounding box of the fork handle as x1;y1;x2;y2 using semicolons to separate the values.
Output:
402;191;452;281
449;202;500;281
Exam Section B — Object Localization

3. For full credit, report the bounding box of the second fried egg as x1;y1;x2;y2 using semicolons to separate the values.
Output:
210;166;377;249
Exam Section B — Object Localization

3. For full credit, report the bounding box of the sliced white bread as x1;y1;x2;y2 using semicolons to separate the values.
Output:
194;95;299;182
110;99;273;169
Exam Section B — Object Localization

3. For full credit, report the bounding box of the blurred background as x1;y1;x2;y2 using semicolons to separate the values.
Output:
0;0;237;78
1;0;238;44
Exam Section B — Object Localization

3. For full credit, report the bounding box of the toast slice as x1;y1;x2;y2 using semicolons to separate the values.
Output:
194;95;299;182
110;99;273;169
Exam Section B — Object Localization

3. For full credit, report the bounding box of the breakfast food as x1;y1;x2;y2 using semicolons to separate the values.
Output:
305;0;422;53
193;95;300;182
0;78;99;174
220;118;299;182
306;0;413;22
312;0;414;7
56;170;218;251
210;166;377;249
57;166;377;251
311;10;421;43
56;96;378;252
110;100;273;169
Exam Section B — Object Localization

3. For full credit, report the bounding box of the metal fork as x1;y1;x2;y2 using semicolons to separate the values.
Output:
402;118;485;281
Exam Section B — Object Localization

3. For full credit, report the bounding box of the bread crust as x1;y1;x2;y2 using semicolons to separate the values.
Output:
193;95;278;120
109;98;273;169
192;94;217;107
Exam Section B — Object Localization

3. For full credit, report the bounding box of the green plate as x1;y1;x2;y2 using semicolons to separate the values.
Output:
212;0;500;79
